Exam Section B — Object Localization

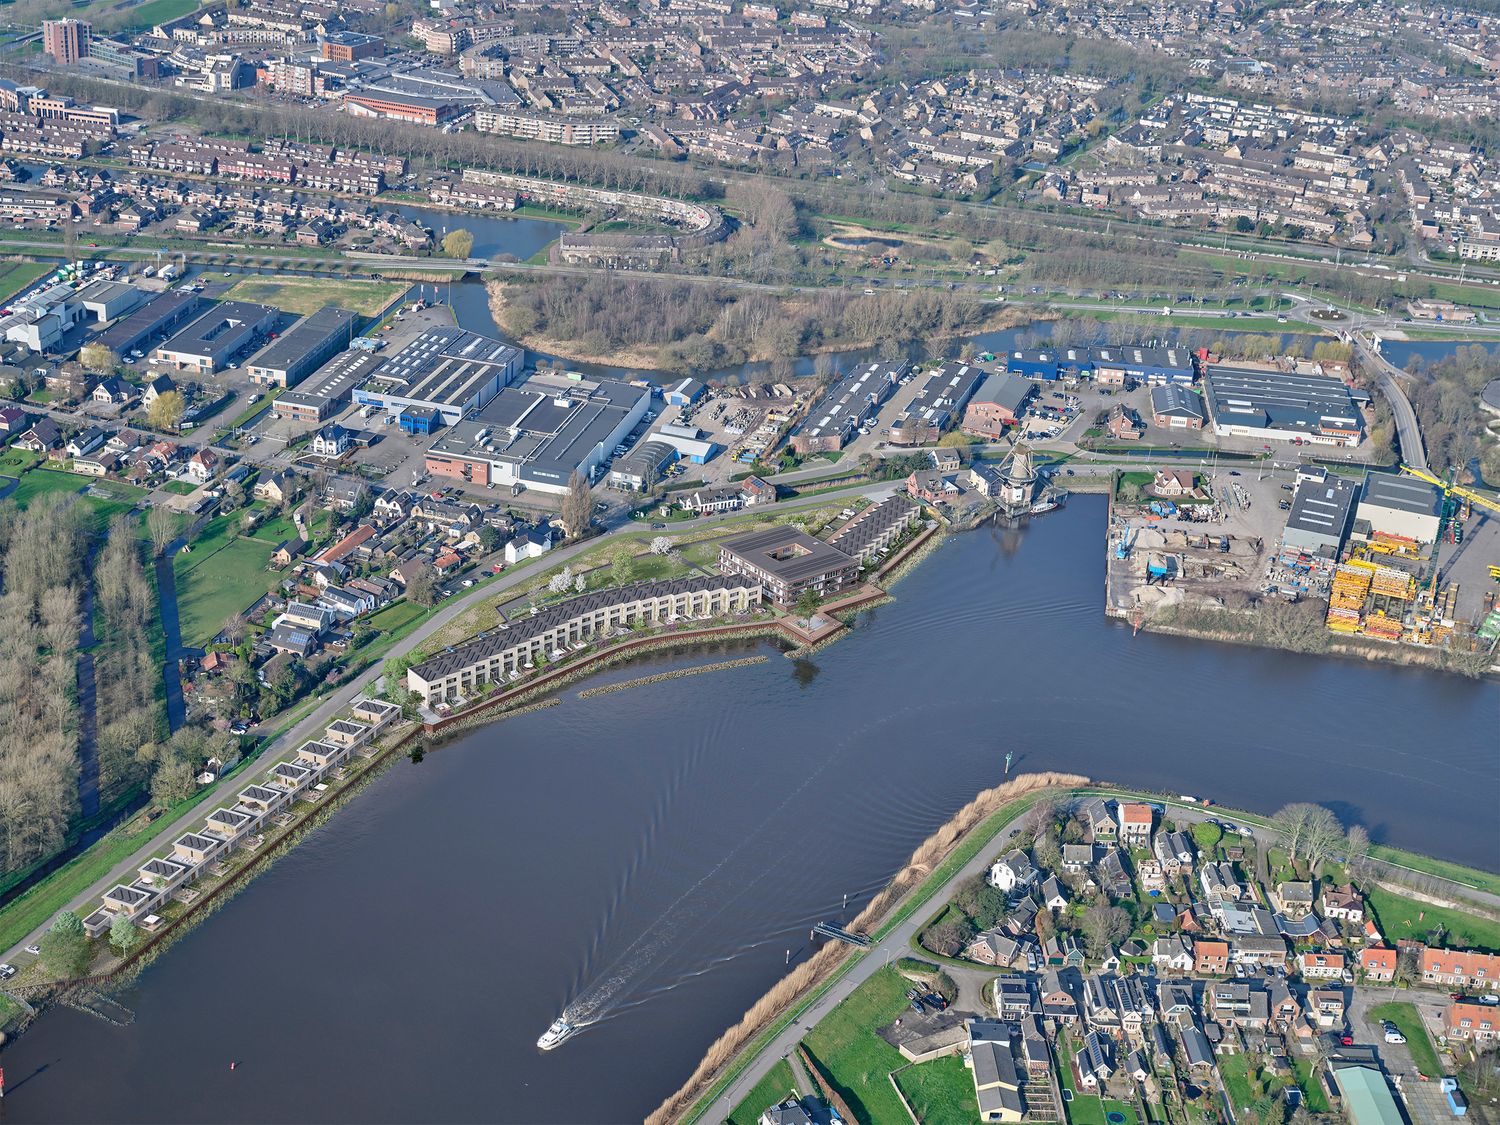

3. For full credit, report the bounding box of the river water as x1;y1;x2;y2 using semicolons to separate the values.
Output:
3;500;1495;1123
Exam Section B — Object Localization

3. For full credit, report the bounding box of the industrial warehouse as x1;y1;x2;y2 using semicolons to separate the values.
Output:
352;327;522;431
1201;364;1366;447
423;371;649;495
788;360;904;454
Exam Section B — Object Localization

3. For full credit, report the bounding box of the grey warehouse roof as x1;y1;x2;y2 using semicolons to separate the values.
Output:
1360;471;1443;517
718;525;857;584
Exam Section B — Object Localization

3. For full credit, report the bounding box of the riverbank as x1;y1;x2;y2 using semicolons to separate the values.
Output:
485;277;1050;372
692;778;1500;1125
651;771;1089;1125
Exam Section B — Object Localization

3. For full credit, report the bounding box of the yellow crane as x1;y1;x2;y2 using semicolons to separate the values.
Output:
1399;464;1500;518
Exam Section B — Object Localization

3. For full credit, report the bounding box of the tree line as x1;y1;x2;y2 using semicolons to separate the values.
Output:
92;514;166;806
0;496;87;875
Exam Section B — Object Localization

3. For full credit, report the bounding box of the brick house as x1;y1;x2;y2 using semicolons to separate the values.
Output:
1195;939;1231;976
1300;951;1345;980
1117;802;1153;845
1422;948;1500;988
1447;1001;1499;1043
1359;946;1397;982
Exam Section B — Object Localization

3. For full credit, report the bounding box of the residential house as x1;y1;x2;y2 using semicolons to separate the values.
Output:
1078;797;1117;841
1078;1029;1113;1089
253;469;297;504
1117;802;1153;844
1421;949;1500;988
1152;469;1196;497
1322;885;1364;924
0;404;29;436
1300;951;1345;980
1153;831;1195;873
1151;936;1194;973
16;416;61;451
929;446;962;473
1309;986;1345;1029
1209;981;1269;1029
271;538;305;568
317;524;375;566
373;489;414;522
91;375;131;404
992;975;1036;1019
1200;861;1241;902
968;930;1029;968
1039;968;1079;1025
906;469;959;504
988;850;1038;892
66;425;108;458
1447;1001;1499;1043
143;373;174;406
1107;403;1145;441
1359;946;1397;982
187;447;219;483
1195;940;1231;976
1158;981;1195;1020
1061;844;1097;874
968;1019;1025;1123
311;424;351;458
1039;875;1068;911
1274;882;1316;919
1097;848;1132;898
505;526;553;564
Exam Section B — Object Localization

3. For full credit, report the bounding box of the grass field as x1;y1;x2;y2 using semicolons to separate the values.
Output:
0;260;49;302
1366;887;1500;953
366;600;427;633
10;468;143;532
1370;1002;1443;1077
893;1055;980;1124
174;513;290;644
119;0;200;26
160;479;198;495
223;276;408;317
725;1059;799;1125
802;966;913;1124
1369;848;1500;898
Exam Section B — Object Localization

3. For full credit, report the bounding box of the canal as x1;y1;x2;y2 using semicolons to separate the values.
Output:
3;500;1495;1123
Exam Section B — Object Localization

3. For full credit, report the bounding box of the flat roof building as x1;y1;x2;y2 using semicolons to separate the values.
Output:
407;575;763;703
278;350;385;423
963;372;1033;438
74;280;142;323
888;361;987;446
788;360;904;454
1282;475;1358;560
1354;471;1443;546
1089;345;1196;386
353;327;520;427
1331;1066;1405;1125
246;306;358;388
95;290;202;355
717;525;859;606
424;371;648;495
153;300;278;373
1202;364;1364;447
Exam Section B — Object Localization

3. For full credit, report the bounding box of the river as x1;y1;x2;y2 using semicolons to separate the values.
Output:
3;500;1495;1123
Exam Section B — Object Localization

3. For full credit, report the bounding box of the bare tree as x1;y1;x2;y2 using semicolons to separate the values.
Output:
561;471;593;540
147;505;176;557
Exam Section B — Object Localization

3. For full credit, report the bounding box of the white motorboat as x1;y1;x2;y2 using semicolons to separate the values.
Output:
537;1018;574;1051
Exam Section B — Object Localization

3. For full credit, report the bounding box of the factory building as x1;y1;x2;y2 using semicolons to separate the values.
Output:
1088;346;1196;387
1354;472;1444;547
788;360;903;454
423;371;649;495
153;301;278;373
1005;348;1092;382
887;361;987;446
962;372;1034;438
1281;474;1359;563
352;327;521;429
608;439;678;491
278;350;384;423
1201;365;1364;447
246;306;358;388
95;291;202;357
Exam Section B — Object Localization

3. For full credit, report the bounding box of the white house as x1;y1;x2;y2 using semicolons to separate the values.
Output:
504;527;553;564
988;849;1038;892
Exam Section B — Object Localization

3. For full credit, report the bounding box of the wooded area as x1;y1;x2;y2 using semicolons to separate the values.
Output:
93;514;166;806
0;496;87;873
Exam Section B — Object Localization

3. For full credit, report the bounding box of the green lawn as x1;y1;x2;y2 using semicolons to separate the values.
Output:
1291;1056;1330;1113
223;276;408;317
160;479;198;495
1369;1002;1442;1077
726;1059;799;1125
0;260;49;302
802;966;913;1124
366;600;427;633
118;0;201;27
10;468;143;532
0;447;38;473
1366;887;1500;953
174;513;291;644
893;1055;980;1125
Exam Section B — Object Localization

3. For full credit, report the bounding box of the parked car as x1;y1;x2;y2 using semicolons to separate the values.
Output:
24;943;40;955
1385;1031;1407;1044
0;963;15;979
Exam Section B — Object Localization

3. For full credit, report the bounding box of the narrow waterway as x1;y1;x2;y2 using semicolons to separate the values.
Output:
3;500;1495;1123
